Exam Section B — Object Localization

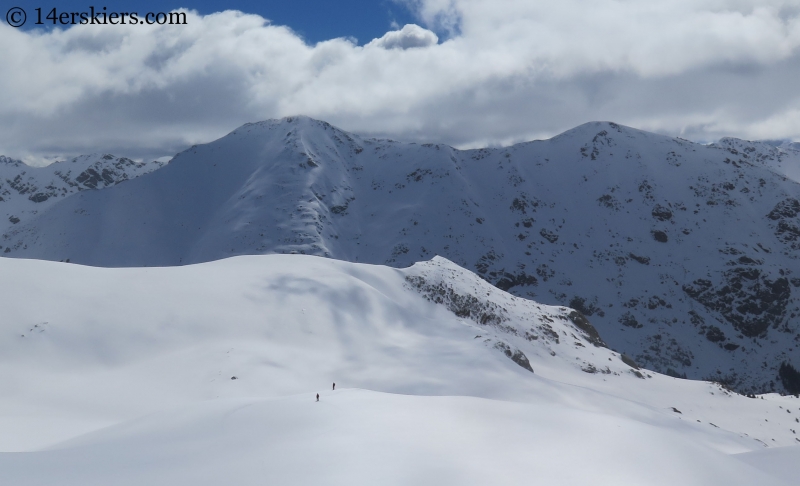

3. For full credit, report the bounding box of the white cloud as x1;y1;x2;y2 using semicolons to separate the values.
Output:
1;2;800;162
368;24;438;49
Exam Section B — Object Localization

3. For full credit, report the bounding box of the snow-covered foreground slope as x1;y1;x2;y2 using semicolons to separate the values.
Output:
1;392;792;486
0;255;797;484
3;117;799;392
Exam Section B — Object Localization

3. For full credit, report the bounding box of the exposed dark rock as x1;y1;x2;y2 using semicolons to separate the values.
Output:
767;198;800;220
539;323;560;344
705;326;726;342
619;312;642;329
775;220;800;248
330;203;349;214
405;275;507;328
494;271;538;291
621;354;639;369
651;204;673;221
509;195;540;214
75;167;117;189
736;256;762;266
535;264;555;282
767;198;800;249
779;362;800;395
647;296;670;310
539;228;559;243
581;364;598;373
475;250;502;275
567;310;606;347
597;194;621;210
688;310;705;326
509;349;534;372
623;298;639;308
652;230;668;243
407;168;433;182
494;342;534;372
683;270;791;337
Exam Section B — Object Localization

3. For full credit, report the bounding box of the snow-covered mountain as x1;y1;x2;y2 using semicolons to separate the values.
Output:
0;254;797;485
0;153;166;238
3;117;800;393
711;138;800;184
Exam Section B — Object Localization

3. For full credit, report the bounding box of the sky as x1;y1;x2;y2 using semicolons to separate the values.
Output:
2;0;800;164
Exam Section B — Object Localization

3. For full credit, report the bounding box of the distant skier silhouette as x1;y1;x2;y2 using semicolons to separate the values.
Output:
332;382;336;391
316;393;319;402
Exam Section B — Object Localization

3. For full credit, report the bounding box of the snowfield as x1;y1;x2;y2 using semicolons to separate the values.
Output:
0;254;797;484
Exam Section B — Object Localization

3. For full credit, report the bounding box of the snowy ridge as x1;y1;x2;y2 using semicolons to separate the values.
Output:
404;256;625;376
0;153;166;237
712;137;800;183
3;117;800;392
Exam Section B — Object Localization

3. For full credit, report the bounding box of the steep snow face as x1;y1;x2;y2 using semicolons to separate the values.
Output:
0;154;166;238
0;254;799;486
4;117;800;392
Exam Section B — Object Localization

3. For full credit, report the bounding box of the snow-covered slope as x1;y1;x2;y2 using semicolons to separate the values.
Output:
0;153;166;239
0;255;797;485
712;138;800;184
1;393;793;486
4;117;800;393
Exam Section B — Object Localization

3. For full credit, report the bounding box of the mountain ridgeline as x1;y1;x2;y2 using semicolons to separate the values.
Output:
0;154;165;238
3;117;800;393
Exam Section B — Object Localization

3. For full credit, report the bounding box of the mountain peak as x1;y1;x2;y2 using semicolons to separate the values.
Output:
229;115;342;137
551;120;675;143
0;155;24;167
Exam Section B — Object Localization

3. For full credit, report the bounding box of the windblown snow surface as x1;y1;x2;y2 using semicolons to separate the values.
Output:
0;255;798;485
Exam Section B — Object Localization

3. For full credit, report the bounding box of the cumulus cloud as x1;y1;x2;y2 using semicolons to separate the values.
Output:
1;2;800;163
368;24;438;49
